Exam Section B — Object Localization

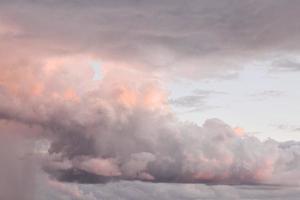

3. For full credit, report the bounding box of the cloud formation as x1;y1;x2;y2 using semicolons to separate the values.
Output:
1;0;300;79
169;89;226;112
271;59;300;72
0;126;36;200
0;62;299;187
1;0;300;199
38;179;300;200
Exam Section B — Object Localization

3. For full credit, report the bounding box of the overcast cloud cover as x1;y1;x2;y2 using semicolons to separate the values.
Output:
0;0;300;199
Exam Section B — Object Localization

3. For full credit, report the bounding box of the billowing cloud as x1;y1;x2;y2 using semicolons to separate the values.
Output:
1;0;300;199
0;62;299;187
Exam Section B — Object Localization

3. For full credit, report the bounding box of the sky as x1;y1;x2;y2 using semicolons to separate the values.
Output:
168;65;300;141
0;0;300;199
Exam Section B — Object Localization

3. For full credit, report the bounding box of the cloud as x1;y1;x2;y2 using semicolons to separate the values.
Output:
249;90;285;101
0;64;299;186
169;89;225;112
0;127;37;200
294;128;300;132
271;59;300;72
193;89;228;96
44;180;300;200
275;124;300;133
169;95;206;107
1;0;300;199
48;179;99;200
1;0;300;79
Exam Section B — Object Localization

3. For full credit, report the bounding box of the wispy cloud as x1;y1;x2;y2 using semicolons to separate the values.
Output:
275;124;300;133
169;89;226;112
249;90;285;101
271;59;300;72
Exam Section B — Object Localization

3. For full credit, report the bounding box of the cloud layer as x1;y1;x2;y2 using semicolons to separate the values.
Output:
2;0;300;79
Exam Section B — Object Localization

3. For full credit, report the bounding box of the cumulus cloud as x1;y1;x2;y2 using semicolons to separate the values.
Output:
1;0;300;199
0;62;299;187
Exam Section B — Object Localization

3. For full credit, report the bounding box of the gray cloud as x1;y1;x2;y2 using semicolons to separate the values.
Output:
193;89;228;96
1;0;300;79
1;0;300;199
0;130;36;200
169;95;206;108
169;89;225;111
39;180;300;200
0;74;299;186
271;59;300;72
294;128;300;132
249;90;285;101
275;124;300;133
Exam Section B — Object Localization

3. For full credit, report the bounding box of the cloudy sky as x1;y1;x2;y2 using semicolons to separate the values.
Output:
0;0;300;199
